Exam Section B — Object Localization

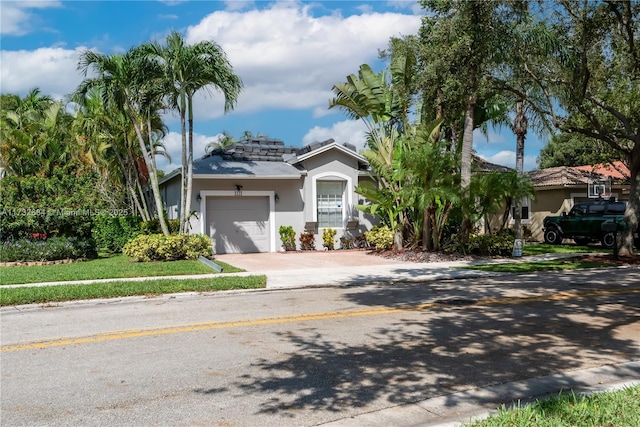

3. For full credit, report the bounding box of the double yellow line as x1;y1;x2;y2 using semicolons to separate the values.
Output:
2;287;638;352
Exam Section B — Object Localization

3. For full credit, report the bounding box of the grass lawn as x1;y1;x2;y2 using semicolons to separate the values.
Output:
466;384;640;427
0;254;244;285
0;275;266;306
463;259;611;274
523;242;608;256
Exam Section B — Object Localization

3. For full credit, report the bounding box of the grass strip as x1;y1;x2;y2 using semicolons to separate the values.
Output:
467;384;640;427
0;254;244;285
523;243;607;256
461;259;611;274
0;275;266;306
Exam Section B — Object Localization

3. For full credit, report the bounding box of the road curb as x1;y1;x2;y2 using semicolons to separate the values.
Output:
320;361;640;427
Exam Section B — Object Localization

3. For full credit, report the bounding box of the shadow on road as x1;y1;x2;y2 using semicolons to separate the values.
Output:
231;269;640;417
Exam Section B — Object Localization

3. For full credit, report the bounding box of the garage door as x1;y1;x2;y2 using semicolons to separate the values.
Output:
207;196;270;254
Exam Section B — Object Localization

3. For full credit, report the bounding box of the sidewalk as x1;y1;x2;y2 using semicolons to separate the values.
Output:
320;361;640;427
2;252;587;289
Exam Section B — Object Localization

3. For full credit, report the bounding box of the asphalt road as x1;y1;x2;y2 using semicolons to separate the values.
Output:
1;268;639;426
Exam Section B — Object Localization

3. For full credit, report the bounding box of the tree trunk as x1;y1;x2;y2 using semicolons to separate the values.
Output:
460;97;475;245
183;95;195;235
619;138;640;255
179;91;188;234
126;103;169;235
513;100;527;240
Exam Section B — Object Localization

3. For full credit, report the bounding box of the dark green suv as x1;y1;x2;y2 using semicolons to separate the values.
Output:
543;200;628;248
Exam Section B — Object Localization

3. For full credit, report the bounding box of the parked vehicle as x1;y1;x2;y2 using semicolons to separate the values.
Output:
542;200;633;248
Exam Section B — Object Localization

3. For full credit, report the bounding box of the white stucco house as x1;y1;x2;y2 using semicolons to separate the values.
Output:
159;138;378;254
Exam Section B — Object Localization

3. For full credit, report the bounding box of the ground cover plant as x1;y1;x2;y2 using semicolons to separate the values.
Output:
466;384;640;427
0;254;243;285
1;236;97;262
523;243;608;256
0;275;266;306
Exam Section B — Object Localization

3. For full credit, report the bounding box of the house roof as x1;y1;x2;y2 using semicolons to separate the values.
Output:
160;138;368;183
473;156;513;173
574;161;630;180
527;166;603;187
288;139;368;166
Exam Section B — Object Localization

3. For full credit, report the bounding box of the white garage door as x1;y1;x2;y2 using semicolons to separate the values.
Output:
207;196;270;254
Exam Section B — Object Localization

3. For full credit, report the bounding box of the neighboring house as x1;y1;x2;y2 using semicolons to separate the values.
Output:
159;138;376;254
525;162;630;241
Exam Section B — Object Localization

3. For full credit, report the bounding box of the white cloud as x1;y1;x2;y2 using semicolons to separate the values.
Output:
479;150;538;172
185;3;421;115
474;128;509;145
0;1;62;36
156;131;222;172
0;46;87;99
302;120;368;152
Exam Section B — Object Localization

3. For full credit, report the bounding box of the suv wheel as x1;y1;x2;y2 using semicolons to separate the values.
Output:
544;228;563;245
601;232;616;249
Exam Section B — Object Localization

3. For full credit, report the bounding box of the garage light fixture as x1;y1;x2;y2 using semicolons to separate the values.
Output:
275;193;280;203
234;185;243;196
196;193;202;202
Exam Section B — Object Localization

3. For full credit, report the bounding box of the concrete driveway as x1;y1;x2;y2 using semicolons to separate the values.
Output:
214;250;401;272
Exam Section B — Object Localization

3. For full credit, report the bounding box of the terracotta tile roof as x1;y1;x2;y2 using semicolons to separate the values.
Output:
574;161;630;180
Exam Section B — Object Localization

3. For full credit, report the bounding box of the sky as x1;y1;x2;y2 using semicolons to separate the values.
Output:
0;0;544;173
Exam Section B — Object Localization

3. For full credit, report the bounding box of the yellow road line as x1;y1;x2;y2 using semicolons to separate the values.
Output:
2;287;638;352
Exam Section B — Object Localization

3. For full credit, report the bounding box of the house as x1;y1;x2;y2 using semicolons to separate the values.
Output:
159;138;376;254
525;162;631;241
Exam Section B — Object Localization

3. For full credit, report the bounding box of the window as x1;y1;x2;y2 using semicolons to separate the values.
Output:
317;181;344;228
512;206;530;220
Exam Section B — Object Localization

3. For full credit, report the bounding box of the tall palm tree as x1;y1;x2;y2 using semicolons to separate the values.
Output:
139;31;243;234
77;48;170;235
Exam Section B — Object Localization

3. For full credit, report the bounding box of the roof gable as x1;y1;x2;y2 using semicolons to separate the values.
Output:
288;139;368;165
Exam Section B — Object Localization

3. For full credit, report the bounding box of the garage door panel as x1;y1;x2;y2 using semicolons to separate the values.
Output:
207;196;270;254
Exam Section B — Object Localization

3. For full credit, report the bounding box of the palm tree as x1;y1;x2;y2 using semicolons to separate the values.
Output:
139;31;243;234
77;49;170;235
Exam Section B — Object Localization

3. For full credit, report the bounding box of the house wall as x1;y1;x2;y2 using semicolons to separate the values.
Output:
300;151;368;249
161;175;181;220
189;178;305;249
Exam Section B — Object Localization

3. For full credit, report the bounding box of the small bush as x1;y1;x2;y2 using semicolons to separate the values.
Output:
92;215;142;253
322;228;337;250
299;231;316;250
279;225;296;251
122;233;213;262
468;232;515;256
1;236;97;262
364;225;394;251
140;218;181;235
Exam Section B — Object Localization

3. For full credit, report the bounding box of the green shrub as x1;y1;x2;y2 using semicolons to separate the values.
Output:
278;225;296;251
140;218;181;235
0;172;108;240
1;236;97;262
322;228;337;250
299;231;316;250
468;232;515;256
364;225;394;251
122;234;213;262
92;215;142;253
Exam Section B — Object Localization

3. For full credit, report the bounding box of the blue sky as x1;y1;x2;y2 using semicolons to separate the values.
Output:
1;0;544;172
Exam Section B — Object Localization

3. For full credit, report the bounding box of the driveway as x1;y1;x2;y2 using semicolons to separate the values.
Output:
214;250;401;272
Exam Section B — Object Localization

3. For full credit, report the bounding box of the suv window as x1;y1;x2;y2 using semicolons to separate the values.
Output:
606;202;626;214
588;205;605;214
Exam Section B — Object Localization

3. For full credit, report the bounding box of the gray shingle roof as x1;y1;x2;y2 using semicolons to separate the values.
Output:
527;166;600;187
193;155;302;177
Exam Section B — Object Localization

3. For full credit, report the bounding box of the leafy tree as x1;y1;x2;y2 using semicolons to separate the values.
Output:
77;48;171;235
527;0;640;254
538;133;623;168
418;0;515;243
140;31;243;234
